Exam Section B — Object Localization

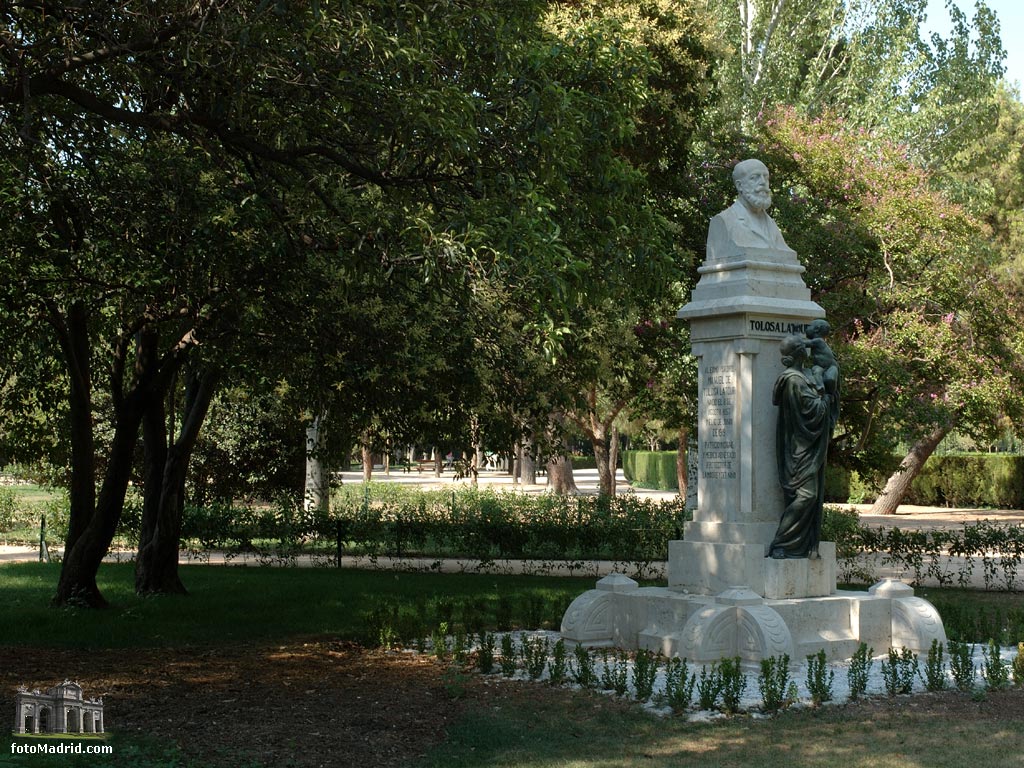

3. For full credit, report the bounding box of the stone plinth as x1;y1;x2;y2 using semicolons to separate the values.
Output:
669;539;836;599
562;574;946;664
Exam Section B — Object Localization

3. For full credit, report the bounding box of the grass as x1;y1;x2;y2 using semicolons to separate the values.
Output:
4;562;1024;768
419;687;1024;768
0;482;64;546
0;562;593;649
918;586;1024;643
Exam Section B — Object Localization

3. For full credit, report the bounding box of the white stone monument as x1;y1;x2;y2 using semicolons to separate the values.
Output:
561;159;946;663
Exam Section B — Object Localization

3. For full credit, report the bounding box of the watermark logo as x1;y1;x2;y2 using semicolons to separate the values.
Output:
10;742;113;756
12;680;105;737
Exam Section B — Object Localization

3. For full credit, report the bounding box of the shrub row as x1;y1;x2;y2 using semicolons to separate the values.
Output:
826;453;1024;507
628;450;1024;507
622;450;680;491
822;506;1024;591
164;487;692;574
16;481;1024;594
905;455;1024;508
622;450;867;501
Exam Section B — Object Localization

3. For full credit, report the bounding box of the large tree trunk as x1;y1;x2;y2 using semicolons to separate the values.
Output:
469;415;481;487
55;390;148;607
304;415;329;514
869;424;951;515
361;439;373;482
592;432;614;496
546;412;578;495
61;302;96;559
519;440;536;485
49;295;198;606
571;388;626;497
52;306;153;608
135;368;218;595
547;456;579;495
676;427;689;499
608;426;619;496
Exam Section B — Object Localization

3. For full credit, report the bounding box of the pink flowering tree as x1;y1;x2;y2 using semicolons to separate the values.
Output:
759;108;1024;513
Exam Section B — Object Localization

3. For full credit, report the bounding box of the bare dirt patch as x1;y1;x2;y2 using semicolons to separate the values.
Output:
2;641;478;767
4;642;1024;767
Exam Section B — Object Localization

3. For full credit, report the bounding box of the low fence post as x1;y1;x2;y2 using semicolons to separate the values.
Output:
336;519;343;569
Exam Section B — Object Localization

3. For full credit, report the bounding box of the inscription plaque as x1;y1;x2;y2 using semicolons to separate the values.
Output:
701;364;737;480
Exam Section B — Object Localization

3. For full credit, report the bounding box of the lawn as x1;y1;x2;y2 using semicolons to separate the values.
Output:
0;482;64;546
2;562;1024;768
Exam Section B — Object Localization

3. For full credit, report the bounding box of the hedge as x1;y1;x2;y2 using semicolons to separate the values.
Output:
622;450;679;491
904;454;1024;508
141;486;692;576
825;454;1024;508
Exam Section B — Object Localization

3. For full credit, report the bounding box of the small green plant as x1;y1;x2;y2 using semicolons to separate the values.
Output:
0;486;17;532
363;600;400;649
881;647;918;696
431;621;449;662
982;639;1010;690
548;639;568;686
522;593;547;628
758;654;791;713
805;650;834;706
632;649;660;703
598;648;614;690
847;643;874;700
442;667;469;700
570;643;597;689
719;656;747;714
1013;642;1024;687
451;628;469;666
597;649;629;696
520;635;550;681
948;639;976;691
924;639;948;692
495;595;514;631
786;680;800;705
663;657;696;713
500;634;518;677
696;663;724;711
610;651;630;696
476;632;496;675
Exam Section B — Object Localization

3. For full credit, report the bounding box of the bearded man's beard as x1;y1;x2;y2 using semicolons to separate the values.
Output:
743;188;772;212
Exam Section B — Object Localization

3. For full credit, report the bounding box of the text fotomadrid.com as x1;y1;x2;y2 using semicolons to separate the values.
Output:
11;742;113;755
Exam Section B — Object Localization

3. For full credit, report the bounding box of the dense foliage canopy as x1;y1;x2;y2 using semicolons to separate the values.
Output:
0;0;1020;601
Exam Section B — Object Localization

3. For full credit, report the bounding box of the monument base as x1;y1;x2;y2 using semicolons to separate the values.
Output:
565;544;946;663
669;528;836;599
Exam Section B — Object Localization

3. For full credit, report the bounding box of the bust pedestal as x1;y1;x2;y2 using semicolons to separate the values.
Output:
561;185;946;663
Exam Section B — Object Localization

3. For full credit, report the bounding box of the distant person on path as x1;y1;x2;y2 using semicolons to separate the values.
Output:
707;158;792;256
769;334;834;559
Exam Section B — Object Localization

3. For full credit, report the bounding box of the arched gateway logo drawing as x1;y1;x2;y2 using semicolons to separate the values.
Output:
13;681;105;736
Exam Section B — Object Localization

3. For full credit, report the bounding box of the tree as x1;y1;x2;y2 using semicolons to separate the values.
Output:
0;0;719;608
1;0;649;603
943;82;1024;278
626;296;699;496
759;108;1024;513
705;0;1006;169
517;1;716;495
